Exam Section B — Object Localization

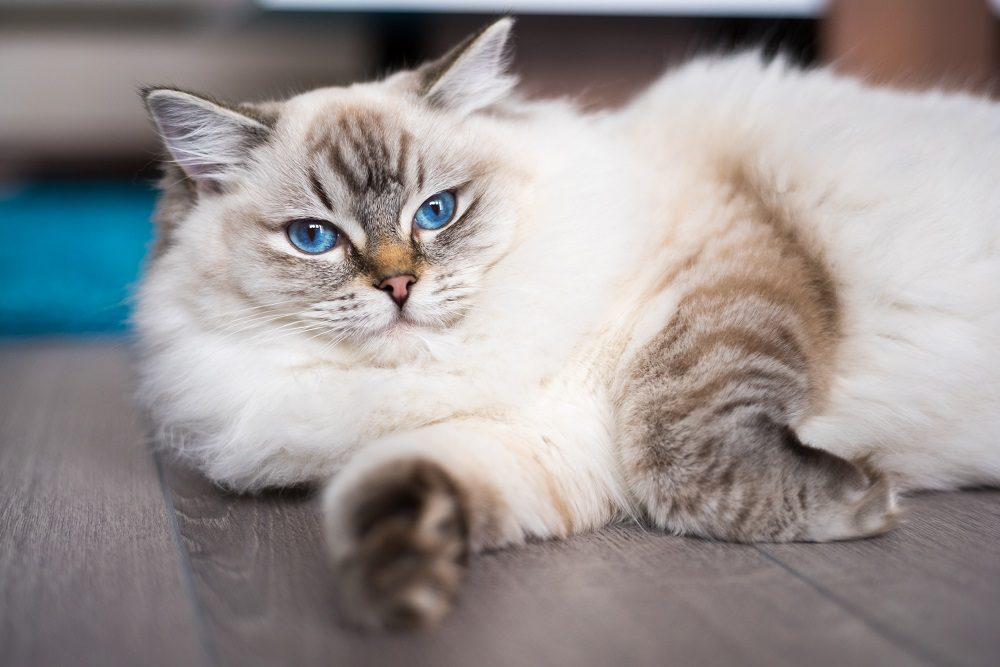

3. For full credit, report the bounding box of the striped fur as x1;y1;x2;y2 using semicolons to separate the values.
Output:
616;172;896;542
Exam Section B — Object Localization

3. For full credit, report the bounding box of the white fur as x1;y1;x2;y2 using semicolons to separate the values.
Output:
137;52;1000;553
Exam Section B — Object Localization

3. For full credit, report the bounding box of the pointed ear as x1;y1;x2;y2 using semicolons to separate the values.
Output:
420;17;517;115
142;88;270;189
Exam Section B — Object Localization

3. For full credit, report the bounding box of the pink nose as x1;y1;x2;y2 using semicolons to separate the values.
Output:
377;274;417;308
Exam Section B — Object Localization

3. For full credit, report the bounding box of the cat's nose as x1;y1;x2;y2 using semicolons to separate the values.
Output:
377;274;417;308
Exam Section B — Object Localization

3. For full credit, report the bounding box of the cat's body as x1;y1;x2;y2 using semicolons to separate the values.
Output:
137;20;1000;629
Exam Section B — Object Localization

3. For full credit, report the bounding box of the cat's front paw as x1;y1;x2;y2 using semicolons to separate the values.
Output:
324;459;469;630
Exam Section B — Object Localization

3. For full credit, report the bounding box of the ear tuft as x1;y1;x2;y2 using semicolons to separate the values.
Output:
142;88;270;188
421;17;517;115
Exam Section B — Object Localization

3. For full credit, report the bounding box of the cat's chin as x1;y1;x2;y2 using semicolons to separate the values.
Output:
380;305;464;337
372;309;419;334
353;315;448;366
380;317;417;337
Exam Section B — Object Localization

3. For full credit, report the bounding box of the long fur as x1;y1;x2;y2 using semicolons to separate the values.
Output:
136;22;1000;628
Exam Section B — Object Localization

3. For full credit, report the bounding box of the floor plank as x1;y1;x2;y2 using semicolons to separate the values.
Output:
165;462;918;667
0;342;208;667
760;490;1000;667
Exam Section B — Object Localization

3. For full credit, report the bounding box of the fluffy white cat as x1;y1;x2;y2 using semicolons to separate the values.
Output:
137;19;1000;628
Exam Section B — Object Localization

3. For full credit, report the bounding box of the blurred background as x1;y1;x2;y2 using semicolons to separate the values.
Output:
1;0;998;336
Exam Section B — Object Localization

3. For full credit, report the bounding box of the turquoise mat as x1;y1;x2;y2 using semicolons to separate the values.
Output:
0;182;157;336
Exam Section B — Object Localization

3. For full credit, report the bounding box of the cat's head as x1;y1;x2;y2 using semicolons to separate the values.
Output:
141;19;528;360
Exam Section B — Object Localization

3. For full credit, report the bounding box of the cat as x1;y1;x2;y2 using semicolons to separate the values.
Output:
136;18;1000;630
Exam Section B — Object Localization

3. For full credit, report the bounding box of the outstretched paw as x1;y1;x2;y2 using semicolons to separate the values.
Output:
325;459;469;630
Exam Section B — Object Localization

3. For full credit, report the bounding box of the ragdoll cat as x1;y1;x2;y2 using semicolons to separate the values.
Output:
137;18;1000;629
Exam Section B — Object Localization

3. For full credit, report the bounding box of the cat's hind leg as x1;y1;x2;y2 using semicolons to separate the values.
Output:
616;193;898;542
618;382;897;542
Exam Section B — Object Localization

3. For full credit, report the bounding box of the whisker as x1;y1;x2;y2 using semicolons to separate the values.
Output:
209;311;298;343
243;321;331;346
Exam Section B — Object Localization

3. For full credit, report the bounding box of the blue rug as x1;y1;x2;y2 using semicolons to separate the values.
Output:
0;181;157;336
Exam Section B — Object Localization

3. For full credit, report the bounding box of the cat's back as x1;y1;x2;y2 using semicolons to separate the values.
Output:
620;52;1000;303
624;52;1000;219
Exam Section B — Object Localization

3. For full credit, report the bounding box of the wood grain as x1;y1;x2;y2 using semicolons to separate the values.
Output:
165;461;918;667
0;342;208;667
761;490;1000;667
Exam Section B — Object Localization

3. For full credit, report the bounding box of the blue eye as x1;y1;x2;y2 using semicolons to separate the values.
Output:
414;191;456;231
287;219;339;254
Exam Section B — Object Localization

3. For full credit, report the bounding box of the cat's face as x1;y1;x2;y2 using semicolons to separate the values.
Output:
193;87;523;347
143;19;523;357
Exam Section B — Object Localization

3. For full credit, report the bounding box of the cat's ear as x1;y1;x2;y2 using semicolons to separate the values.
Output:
419;17;517;115
142;88;270;189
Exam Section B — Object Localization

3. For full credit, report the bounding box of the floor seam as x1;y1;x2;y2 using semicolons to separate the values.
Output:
153;447;221;667
753;546;949;667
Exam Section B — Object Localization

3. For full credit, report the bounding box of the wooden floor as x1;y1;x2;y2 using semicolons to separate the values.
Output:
1;342;998;667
